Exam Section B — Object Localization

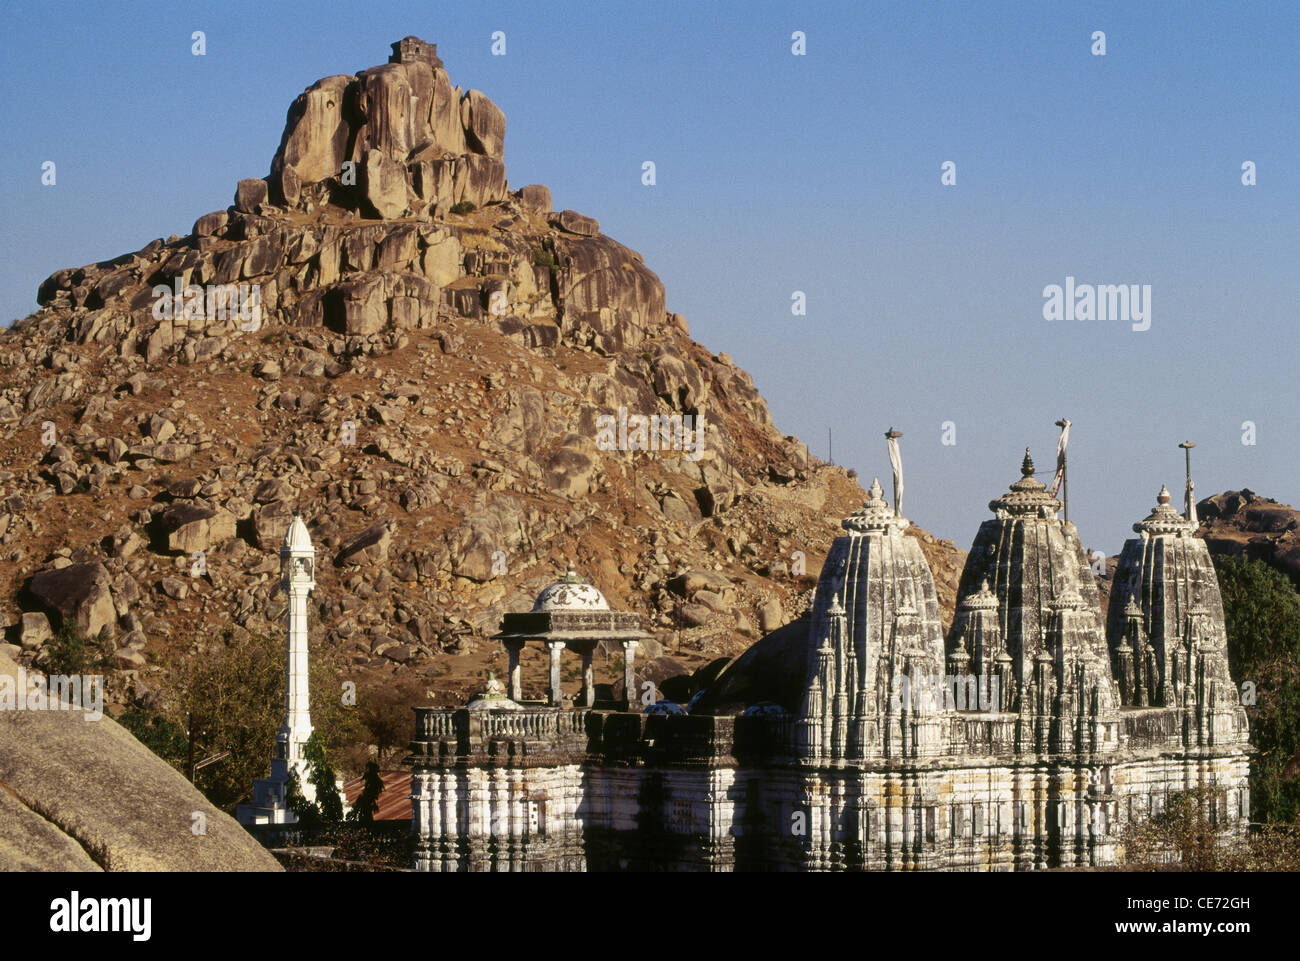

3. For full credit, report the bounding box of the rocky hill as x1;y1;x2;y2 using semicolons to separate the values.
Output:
1197;490;1300;589
0;37;969;721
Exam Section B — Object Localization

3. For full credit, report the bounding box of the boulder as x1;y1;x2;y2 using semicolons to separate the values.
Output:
758;598;785;633
234;178;269;213
422;236;463;286
459;154;507;207
690;616;812;715
679;602;713;627
519;184;552;213
193;210;228;237
273;74;355;185
363;150;409;220
668;570;732;598
0;647;282;871
550;209;600;236
160;504;237;554
336;521;393;566
358;63;417;159
253;501;293;551
19;612;52;650
339;274;388;335
28;563;117;640
460;89;506;159
555;233;665;353
542;446;595;498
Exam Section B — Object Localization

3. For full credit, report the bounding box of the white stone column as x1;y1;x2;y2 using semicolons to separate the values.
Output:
506;641;524;701
547;641;566;707
279;516;316;798
621;640;638;709
580;647;595;707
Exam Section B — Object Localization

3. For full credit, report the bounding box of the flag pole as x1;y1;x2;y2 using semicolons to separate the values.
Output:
1054;418;1070;524
885;428;903;516
1179;441;1197;523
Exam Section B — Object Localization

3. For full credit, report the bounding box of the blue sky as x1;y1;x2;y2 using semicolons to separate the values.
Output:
2;0;1296;551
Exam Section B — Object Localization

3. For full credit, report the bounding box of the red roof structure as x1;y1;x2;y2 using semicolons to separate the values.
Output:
342;770;412;823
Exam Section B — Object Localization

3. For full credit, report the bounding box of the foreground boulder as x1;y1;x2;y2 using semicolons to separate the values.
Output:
0;648;281;871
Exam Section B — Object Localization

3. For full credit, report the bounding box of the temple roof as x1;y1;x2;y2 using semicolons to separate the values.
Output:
532;568;610;612
1133;484;1195;535
842;477;909;534
282;515;313;553
959;579;998;612
989;448;1061;518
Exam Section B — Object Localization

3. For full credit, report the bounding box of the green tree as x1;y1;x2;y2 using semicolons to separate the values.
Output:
113;625;363;813
305;732;344;823
1214;555;1300;824
347;761;384;825
355;672;428;765
116;706;188;774
1122;786;1300;871
285;772;321;829
175;630;283;808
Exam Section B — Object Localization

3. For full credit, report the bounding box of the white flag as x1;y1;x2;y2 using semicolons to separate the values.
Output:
887;435;903;515
1186;478;1198;525
1048;420;1070;497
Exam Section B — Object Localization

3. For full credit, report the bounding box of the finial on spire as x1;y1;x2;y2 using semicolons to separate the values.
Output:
868;477;884;500
1157;484;1171;506
1021;447;1035;477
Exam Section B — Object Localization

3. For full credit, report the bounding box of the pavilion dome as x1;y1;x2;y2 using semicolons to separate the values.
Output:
531;568;610;612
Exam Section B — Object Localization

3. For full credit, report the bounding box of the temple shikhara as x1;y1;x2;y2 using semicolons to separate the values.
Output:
401;438;1251;871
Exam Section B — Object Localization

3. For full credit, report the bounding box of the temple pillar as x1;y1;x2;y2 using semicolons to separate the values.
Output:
621;640;638;709
547;641;566;707
505;641;524;701
580;646;595;708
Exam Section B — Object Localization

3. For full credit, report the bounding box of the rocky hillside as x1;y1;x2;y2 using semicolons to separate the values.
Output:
1198;490;1300;588
0;37;965;717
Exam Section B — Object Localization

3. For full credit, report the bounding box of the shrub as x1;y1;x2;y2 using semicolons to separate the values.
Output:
43;623;111;677
449;201;476;215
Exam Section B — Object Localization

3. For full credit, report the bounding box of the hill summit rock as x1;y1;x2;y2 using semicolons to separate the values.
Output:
1197;489;1300;588
3;38;964;720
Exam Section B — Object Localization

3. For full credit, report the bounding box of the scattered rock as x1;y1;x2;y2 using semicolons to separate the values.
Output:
28;563;117;640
